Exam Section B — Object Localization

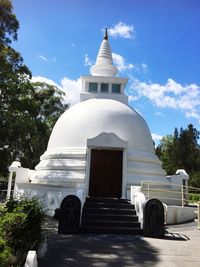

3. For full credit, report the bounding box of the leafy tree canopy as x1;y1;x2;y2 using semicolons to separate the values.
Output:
156;124;200;187
0;0;19;46
0;0;68;176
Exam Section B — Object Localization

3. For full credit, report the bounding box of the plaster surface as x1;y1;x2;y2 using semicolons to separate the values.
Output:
47;98;154;151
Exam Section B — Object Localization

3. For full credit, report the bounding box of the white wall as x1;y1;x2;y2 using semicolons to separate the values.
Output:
166;206;197;224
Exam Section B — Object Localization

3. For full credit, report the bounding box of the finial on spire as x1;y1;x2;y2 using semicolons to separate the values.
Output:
104;28;108;40
90;27;117;77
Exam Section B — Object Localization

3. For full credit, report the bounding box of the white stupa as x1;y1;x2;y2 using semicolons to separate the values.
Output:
11;30;190;220
30;29;165;203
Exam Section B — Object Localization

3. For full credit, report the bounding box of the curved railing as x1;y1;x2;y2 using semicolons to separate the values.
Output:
130;181;200;227
130;186;146;228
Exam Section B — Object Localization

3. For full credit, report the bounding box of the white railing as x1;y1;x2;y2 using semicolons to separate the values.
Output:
24;251;38;267
131;182;200;227
130;186;145;228
194;202;200;230
141;181;200;207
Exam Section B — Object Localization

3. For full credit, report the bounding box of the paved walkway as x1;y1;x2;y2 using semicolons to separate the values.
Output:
38;219;200;267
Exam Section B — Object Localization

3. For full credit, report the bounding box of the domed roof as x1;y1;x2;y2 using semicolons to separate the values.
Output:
47;98;154;153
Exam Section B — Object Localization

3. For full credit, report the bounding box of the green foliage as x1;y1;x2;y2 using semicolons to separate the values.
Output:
0;212;27;251
189;171;200;188
0;0;19;46
156;124;200;187
0;197;47;248
0;197;47;266
189;193;200;203
155;135;176;174
0;0;32;176
0;236;12;267
18;82;68;169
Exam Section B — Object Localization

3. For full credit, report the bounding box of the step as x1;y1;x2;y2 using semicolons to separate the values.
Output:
81;197;142;235
86;197;129;203
81;219;141;228
83;207;136;215
83;213;138;221
81;226;143;235
84;202;135;209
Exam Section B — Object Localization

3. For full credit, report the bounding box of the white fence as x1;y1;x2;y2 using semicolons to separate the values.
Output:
131;181;200;227
194;202;200;229
141;181;200;207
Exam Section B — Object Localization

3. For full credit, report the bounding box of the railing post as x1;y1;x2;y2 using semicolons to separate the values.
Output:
181;185;184;207
194;202;200;230
184;180;189;205
147;183;150;199
7;171;13;200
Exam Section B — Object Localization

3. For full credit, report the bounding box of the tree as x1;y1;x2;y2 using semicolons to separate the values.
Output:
155;135;176;174
0;1;68;175
0;0;32;176
0;0;19;46
1;79;68;173
18;82;68;169
177;124;200;172
156;124;200;187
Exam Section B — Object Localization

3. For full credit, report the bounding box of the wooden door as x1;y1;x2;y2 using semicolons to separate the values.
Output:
89;149;123;198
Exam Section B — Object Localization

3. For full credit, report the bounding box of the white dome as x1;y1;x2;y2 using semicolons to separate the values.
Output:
47;98;154;152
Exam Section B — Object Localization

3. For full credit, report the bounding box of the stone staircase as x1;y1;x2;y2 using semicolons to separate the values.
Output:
81;197;143;235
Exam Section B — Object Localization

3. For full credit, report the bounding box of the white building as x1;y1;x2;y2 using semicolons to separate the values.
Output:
9;30;192;224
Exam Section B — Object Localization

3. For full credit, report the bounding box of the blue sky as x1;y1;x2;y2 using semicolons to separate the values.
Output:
12;0;200;144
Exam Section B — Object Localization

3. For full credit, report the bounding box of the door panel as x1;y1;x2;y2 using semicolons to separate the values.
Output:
89;149;123;198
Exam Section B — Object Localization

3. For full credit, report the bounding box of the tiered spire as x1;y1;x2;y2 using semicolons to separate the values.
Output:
90;28;118;77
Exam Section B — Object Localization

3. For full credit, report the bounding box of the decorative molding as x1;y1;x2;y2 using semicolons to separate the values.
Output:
87;132;128;148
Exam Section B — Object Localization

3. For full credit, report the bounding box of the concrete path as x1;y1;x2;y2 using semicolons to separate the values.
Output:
38;219;200;267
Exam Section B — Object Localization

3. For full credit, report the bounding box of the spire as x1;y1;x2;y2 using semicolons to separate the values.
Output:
90;28;118;77
104;28;108;40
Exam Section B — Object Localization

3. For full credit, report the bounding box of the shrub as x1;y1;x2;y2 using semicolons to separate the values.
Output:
0;197;47;266
0;237;13;267
189;171;200;188
0;212;28;249
189;193;200;203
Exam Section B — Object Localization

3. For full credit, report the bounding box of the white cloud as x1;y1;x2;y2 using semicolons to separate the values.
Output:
112;52;134;71
128;95;138;102
128;78;200;123
141;63;148;73
32;76;81;106
31;76;58;87
166;78;186;95
134;63;149;74
108;22;135;39
38;55;48;61
185;111;200;123
61;77;81;105
154;112;165;117
84;53;93;67
151;133;163;142
37;55;57;63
